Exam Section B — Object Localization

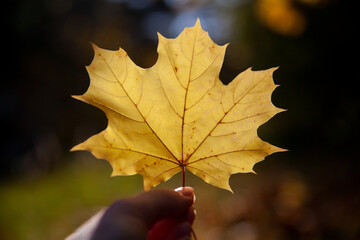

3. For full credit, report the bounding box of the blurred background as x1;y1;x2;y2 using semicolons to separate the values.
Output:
2;0;359;239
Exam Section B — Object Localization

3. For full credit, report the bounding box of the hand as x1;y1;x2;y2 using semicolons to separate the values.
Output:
91;187;196;240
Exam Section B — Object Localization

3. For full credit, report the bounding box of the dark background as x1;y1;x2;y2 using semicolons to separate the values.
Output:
2;0;359;239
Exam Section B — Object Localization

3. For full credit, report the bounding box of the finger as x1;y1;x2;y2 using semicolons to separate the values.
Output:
148;218;192;240
175;186;195;200
170;222;192;239
187;207;196;225
131;187;195;228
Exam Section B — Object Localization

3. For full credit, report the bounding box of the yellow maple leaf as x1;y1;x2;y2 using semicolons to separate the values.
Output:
72;19;285;192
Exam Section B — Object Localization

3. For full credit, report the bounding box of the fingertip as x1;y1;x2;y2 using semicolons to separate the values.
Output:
175;186;195;203
175;186;193;195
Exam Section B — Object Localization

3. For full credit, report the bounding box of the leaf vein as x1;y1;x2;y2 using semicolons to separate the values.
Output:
146;166;180;188
184;71;271;161
220;110;279;124
163;43;186;89
187;149;263;165
189;50;222;83
186;166;223;185
98;54;179;162
91;145;179;165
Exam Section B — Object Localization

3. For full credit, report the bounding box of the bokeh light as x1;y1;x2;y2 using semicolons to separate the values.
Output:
255;0;306;36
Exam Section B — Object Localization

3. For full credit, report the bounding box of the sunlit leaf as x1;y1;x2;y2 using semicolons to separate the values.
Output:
72;19;285;192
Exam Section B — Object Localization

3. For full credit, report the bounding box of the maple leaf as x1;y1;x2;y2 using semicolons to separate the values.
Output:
72;19;285;192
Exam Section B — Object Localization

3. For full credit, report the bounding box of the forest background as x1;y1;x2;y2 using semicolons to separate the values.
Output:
1;0;359;239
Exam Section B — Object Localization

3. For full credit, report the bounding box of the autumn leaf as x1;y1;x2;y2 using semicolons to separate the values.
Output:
72;19;285;192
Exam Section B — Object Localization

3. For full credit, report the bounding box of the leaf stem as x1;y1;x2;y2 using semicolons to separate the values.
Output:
181;165;197;240
191;228;198;240
181;165;185;188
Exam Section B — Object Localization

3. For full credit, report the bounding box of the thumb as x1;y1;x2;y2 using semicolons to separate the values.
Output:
131;187;195;228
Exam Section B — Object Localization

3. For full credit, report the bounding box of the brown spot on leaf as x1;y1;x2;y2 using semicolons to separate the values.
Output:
174;66;178;72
